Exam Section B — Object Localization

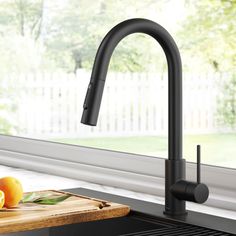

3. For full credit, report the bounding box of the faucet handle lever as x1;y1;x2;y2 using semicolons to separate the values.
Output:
197;145;201;183
171;144;209;204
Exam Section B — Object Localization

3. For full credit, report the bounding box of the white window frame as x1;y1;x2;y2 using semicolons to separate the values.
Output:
0;134;235;211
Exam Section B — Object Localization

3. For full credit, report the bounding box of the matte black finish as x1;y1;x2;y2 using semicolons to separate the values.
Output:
49;188;236;235
171;180;209;203
51;217;234;236
51;212;235;236
164;159;187;215
80;18;209;216
197;144;201;183
169;145;209;207
81;18;182;162
51;214;166;236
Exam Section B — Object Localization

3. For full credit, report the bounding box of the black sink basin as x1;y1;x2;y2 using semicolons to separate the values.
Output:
61;188;236;236
5;211;234;236
50;211;234;236
50;212;167;236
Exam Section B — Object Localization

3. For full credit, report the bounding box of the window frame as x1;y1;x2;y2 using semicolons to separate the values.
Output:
0;134;235;212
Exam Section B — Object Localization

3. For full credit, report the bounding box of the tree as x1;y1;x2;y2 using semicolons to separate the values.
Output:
45;0;166;73
0;0;44;40
179;0;236;128
0;0;167;73
179;0;236;72
0;0;46;133
0;0;46;73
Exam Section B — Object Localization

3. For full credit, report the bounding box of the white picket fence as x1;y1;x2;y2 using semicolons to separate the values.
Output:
2;70;224;138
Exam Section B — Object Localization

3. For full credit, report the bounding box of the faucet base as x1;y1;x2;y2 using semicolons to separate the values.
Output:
164;159;187;216
163;209;188;216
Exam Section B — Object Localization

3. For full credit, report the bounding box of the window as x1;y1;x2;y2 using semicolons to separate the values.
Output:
0;0;235;170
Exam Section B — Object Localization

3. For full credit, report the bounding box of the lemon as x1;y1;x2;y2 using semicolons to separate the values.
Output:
0;190;5;208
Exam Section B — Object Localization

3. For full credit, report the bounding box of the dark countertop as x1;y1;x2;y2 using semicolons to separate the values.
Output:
65;188;236;234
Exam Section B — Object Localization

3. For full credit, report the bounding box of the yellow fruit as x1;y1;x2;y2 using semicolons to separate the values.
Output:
0;190;4;208
0;177;23;208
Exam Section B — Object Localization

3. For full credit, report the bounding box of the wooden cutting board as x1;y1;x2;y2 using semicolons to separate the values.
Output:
0;190;130;234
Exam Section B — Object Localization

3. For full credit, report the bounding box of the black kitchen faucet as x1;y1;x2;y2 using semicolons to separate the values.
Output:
81;18;209;216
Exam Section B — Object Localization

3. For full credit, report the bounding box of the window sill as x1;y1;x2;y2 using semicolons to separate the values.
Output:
0;164;235;220
0;135;235;216
0;141;236;217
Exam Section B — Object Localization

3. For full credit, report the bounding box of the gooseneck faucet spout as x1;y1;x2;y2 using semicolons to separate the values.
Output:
81;18;182;161
81;18;209;216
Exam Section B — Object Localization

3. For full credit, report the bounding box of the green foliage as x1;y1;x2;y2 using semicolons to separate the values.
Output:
1;0;235;74
45;0;165;73
0;0;45;74
0;35;43;74
0;116;13;134
0;0;43;135
0;102;17;134
0;0;168;73
0;0;235;132
0;0;44;39
22;192;72;205
217;74;236;128
179;0;236;72
180;0;236;128
0;0;166;134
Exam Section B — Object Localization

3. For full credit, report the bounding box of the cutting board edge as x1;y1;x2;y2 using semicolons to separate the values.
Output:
0;205;130;234
0;190;130;234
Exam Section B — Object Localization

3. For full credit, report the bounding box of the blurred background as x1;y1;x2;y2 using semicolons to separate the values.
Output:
0;0;235;168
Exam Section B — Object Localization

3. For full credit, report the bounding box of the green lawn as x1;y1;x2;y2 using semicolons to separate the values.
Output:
53;134;236;168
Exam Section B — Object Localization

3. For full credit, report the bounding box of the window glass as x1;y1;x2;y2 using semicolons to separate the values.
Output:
0;0;235;168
